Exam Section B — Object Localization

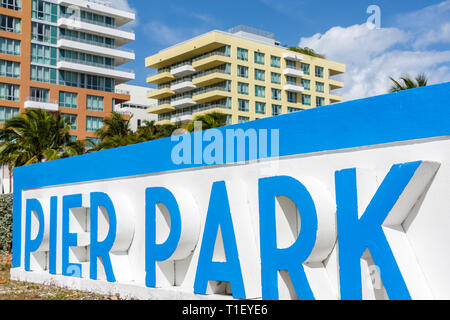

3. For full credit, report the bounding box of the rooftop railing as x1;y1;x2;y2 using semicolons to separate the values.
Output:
85;0;113;7
227;25;275;40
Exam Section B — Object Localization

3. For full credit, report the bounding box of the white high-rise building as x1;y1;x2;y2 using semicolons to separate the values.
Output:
114;84;157;131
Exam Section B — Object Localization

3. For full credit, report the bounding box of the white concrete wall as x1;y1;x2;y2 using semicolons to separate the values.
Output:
11;136;450;300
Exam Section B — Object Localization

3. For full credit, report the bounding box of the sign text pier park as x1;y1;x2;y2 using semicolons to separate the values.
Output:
11;82;450;300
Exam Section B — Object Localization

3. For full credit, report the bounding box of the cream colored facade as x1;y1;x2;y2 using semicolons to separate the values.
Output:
145;26;345;125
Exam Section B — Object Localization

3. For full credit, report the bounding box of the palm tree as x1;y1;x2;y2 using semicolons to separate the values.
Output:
185;112;228;132
0;109;84;169
389;73;428;93
95;112;132;140
93;134;142;151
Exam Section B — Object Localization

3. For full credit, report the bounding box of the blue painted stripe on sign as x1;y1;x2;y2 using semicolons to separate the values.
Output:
11;82;450;268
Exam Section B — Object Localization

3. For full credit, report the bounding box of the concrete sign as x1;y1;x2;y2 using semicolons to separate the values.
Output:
10;83;450;300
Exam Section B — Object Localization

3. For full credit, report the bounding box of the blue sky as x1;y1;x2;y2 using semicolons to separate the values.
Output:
112;0;450;100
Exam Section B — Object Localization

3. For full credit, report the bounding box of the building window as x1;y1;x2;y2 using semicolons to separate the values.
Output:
0;106;18;122
0;15;21;33
32;0;58;23
0;60;19;78
254;52;265;65
238;99;249;112
226;115;232;125
0;37;20;56
255;85;265;98
288;107;302;113
30;65;57;83
60;49;115;69
238;116;249;123
271;88;281;101
254;68;265;81
30;87;49;102
0;83;19;101
286;76;297;85
301;79;310;90
85;137;101;150
61;113;77;130
86;116;103;132
315;66;324;78
271;72;281;84
60;28;115;48
302;94;311;106
316;81;324;93
58;71;115;92
287;91;297;103
31;22;57;44
286;60;296;68
316;96;325;107
86;95;104;111
301;63;310;75
237;47;248;61
271;56;280;68
59;91;77;108
237;65;248;78
255;101;266;114
272;104;281;116
76;9;115;28
31;44;57;66
237;82;249;95
1;0;21;10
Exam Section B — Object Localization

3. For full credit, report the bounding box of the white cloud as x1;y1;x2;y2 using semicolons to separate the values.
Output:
298;1;450;101
107;0;137;29
143;21;210;47
108;0;134;12
142;9;219;47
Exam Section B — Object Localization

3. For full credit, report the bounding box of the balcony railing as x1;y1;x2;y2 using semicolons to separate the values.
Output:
26;96;58;104
193;65;230;79
194;83;231;96
157;67;170;73
170;60;193;71
115;88;130;95
192;48;230;63
60;13;116;29
171;93;193;102
170;76;194;85
157;83;171;90
157;98;171;106
194;102;231;113
59;56;134;73
58;34;134;53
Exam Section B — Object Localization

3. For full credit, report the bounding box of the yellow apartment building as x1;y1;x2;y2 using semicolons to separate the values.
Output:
145;25;346;125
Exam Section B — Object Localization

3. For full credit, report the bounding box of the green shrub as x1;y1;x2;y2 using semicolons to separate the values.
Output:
0;194;12;254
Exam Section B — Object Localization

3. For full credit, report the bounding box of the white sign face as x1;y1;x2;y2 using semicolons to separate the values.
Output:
11;83;450;300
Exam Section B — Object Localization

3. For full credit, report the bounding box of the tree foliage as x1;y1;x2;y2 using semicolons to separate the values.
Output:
0;109;85;170
389;73;428;93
